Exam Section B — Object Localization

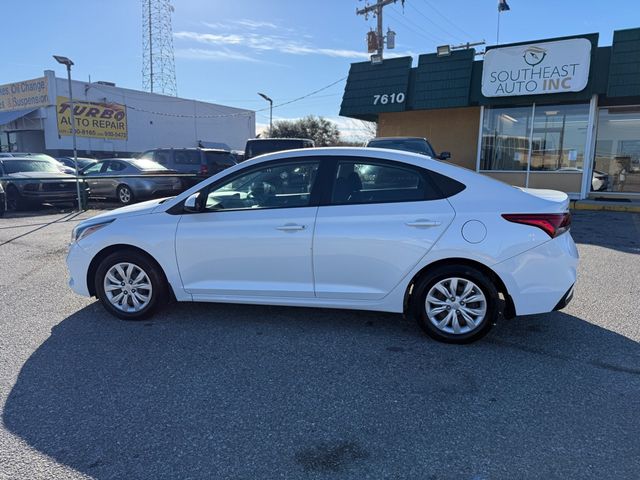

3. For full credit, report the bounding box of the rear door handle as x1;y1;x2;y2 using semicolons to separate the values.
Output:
406;219;441;228
276;224;306;231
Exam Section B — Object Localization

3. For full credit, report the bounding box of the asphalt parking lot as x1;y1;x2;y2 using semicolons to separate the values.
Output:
0;208;639;480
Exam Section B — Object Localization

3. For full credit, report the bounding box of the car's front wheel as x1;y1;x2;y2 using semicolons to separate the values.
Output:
116;184;134;205
411;265;499;344
95;250;168;320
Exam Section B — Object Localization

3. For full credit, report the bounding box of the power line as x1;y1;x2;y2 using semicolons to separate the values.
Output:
404;2;466;43
90;77;348;119
418;0;477;41
386;8;448;45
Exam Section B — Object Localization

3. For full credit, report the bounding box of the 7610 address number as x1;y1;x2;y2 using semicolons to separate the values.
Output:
373;93;405;105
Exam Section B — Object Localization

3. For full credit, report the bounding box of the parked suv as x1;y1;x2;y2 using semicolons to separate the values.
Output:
367;137;451;161
244;138;314;160
139;148;237;176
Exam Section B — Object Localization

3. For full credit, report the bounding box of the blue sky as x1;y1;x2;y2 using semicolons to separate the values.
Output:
3;0;640;137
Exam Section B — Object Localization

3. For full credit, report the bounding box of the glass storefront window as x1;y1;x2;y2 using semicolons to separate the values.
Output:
480;106;532;171
594;106;640;194
531;104;589;171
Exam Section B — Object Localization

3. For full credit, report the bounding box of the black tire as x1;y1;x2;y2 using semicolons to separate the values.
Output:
6;185;28;211
116;184;134;205
95;249;169;320
411;265;499;344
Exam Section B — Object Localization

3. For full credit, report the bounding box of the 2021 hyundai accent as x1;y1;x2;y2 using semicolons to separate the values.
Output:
66;147;578;343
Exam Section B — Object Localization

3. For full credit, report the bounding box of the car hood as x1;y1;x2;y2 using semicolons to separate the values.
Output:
85;197;169;223
7;172;75;179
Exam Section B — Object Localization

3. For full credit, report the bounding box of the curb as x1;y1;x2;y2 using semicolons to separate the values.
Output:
570;200;640;213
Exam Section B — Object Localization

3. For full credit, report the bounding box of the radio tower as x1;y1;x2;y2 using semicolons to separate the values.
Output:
142;0;178;96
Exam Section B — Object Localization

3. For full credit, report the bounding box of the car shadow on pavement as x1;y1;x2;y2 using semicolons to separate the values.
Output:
3;303;640;479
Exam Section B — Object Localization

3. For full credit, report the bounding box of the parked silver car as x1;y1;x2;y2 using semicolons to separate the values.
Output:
81;158;183;205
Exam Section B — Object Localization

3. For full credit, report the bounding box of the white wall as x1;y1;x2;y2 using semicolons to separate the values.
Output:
42;71;255;153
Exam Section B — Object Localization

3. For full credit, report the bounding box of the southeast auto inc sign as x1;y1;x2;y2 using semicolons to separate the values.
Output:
481;38;591;97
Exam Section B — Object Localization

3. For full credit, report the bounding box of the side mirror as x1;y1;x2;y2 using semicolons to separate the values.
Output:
439;151;451;160
184;192;204;213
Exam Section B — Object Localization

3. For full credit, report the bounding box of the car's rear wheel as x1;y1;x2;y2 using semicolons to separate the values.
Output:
411;265;498;344
95;250;168;320
117;184;134;205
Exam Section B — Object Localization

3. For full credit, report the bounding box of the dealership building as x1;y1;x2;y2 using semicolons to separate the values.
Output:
0;70;255;157
340;27;640;200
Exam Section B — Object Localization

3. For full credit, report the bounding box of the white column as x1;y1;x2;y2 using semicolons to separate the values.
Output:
580;94;599;200
475;106;484;172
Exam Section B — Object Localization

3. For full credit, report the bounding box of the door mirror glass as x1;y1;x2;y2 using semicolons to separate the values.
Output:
184;192;203;213
439;151;451;160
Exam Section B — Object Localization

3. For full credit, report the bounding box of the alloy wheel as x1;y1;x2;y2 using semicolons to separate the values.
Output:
103;262;153;313
425;277;487;335
118;186;132;204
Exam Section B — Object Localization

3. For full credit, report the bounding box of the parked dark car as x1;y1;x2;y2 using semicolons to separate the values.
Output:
0;152;76;175
244;138;315;160
366;137;451;161
57;156;98;171
81;158;183;205
0;158;88;211
0;182;5;217
139;148;237;178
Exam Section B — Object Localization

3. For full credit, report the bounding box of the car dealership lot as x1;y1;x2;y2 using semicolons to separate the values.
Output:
0;210;639;479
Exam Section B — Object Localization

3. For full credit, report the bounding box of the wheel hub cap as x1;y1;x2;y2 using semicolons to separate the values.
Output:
104;262;152;313
425;277;487;335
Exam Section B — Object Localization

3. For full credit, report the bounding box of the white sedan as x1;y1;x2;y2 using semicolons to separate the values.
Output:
67;147;578;344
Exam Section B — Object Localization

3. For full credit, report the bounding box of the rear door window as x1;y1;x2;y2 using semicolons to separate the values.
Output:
205;151;236;168
330;160;430;205
154;150;174;166
174;150;201;165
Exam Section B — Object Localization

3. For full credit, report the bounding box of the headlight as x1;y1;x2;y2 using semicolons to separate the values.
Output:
71;219;115;243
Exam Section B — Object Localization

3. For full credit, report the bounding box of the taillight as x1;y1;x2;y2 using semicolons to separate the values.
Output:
502;212;571;238
199;164;209;176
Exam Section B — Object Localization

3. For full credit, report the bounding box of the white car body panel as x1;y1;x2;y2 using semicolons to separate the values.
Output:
313;199;455;300
66;147;578;319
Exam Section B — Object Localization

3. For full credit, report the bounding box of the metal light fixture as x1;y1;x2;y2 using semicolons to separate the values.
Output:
258;92;273;134
436;45;451;57
370;54;383;65
53;54;82;211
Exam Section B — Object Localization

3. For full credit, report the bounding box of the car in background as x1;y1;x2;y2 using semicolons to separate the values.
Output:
366;137;452;161
138;148;237;181
81;158;183;205
244;138;314;160
57;156;98;172
0;183;5;217
0;157;88;211
0;152;76;175
67;147;578;344
557;167;610;192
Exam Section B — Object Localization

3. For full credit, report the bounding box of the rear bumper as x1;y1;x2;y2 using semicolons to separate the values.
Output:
493;232;578;316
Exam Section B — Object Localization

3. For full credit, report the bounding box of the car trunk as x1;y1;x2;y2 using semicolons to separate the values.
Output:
517;187;570;213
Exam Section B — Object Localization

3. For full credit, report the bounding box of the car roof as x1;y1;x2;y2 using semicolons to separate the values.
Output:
0;156;51;161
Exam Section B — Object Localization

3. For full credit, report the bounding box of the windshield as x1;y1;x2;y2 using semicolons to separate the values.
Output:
2;160;60;174
130;159;167;171
368;139;436;157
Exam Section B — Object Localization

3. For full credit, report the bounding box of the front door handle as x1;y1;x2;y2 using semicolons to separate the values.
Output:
406;219;441;228
276;224;306;231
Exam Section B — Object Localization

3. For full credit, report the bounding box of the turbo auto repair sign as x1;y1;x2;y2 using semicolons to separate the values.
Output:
481;38;591;97
56;96;128;140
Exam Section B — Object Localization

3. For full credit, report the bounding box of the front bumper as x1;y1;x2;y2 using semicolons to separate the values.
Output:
66;242;93;297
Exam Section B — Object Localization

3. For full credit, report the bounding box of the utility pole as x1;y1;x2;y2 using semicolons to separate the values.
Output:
357;0;402;61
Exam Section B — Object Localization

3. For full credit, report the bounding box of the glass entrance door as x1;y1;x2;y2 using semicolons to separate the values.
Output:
594;106;640;195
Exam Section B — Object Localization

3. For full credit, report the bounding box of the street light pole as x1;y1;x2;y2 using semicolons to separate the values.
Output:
53;55;83;211
258;92;273;135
